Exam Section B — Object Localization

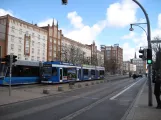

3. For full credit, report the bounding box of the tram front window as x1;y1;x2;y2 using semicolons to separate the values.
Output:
43;67;52;76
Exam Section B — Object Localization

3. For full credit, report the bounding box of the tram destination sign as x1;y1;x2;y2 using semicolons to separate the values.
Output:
43;64;52;67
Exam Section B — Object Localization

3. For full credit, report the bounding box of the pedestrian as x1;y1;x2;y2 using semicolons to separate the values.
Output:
152;70;161;109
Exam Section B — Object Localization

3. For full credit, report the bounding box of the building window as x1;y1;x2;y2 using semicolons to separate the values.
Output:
11;26;15;32
31;56;34;61
32;33;34;38
19;29;22;34
25;57;28;60
18;45;21;52
37;57;40;61
32;48;34;54
19;37;22;44
18;54;21;59
37;49;40;55
11;44;14;51
43;52;45;56
32;41;34;46
43;36;45;41
11;35;14;42
43;43;45;48
42;57;45;61
38;35;40;40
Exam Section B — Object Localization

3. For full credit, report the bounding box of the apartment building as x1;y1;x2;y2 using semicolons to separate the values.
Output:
101;44;123;74
97;50;104;66
0;14;48;62
41;20;62;61
61;36;91;64
123;61;136;73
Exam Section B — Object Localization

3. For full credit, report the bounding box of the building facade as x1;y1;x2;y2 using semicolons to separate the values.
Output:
97;50;104;66
41;20;62;61
0;14;48;61
123;61;136;74
131;58;146;74
0;14;104;66
61;36;91;65
101;44;123;74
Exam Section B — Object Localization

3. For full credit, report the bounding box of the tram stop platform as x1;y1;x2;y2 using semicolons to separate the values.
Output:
123;81;161;120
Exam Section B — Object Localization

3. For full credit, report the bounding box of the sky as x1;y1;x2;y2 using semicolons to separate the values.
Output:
0;0;161;61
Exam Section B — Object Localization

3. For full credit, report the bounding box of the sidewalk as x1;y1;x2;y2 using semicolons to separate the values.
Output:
125;80;161;120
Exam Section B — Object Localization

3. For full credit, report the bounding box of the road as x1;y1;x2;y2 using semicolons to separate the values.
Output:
0;77;146;120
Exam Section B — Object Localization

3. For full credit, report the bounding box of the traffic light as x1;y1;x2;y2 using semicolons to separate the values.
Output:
62;0;68;5
147;48;152;64
13;55;17;63
139;49;144;59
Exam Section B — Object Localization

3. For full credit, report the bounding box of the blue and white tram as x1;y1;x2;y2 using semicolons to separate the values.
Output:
96;66;105;79
41;61;81;83
0;60;41;85
81;65;96;80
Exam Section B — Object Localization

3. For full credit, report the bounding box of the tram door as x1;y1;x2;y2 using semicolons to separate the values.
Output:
60;68;63;82
77;69;79;81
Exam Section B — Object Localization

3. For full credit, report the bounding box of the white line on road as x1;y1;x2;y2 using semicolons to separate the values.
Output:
110;78;144;100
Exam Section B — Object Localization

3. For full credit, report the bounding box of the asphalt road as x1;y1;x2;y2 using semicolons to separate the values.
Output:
0;77;146;120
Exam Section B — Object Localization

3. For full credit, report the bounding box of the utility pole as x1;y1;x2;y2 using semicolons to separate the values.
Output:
132;0;152;106
9;53;13;96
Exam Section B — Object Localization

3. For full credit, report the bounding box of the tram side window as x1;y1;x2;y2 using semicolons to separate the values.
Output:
91;70;95;75
6;66;40;77
83;69;88;75
100;70;104;75
52;67;57;76
63;68;67;76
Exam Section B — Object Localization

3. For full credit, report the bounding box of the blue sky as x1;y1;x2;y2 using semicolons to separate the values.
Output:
0;0;161;60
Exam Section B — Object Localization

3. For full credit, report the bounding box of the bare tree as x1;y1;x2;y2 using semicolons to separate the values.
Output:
152;36;161;61
91;54;98;66
104;57;118;74
61;43;86;65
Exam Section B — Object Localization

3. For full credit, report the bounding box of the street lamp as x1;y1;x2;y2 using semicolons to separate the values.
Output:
131;0;152;106
129;23;147;36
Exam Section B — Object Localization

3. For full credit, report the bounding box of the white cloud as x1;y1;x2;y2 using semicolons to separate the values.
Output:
0;8;13;16
106;0;138;27
67;11;84;29
122;43;135;61
64;11;107;45
37;18;57;27
121;31;136;40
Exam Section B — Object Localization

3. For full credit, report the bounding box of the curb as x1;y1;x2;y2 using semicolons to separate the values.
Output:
120;78;147;120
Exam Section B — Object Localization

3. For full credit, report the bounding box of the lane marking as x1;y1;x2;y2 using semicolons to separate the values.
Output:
110;78;144;100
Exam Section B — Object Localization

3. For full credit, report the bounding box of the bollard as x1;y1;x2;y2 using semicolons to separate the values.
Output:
58;86;63;91
69;85;74;89
85;83;89;86
91;82;94;85
78;84;82;88
43;89;50;94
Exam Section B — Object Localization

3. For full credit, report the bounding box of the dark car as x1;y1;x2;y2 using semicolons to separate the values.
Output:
138;74;143;77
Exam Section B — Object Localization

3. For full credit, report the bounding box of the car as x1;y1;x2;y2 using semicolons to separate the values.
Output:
138;74;143;77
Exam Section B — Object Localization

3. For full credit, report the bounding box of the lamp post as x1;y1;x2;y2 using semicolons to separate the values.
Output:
131;0;152;106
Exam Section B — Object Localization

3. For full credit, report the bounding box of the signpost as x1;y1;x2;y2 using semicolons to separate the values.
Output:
9;53;13;96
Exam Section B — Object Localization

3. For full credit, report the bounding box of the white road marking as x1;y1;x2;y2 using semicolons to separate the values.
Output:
110;78;144;100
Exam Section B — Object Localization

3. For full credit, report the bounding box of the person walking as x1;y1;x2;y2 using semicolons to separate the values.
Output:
152;70;161;109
